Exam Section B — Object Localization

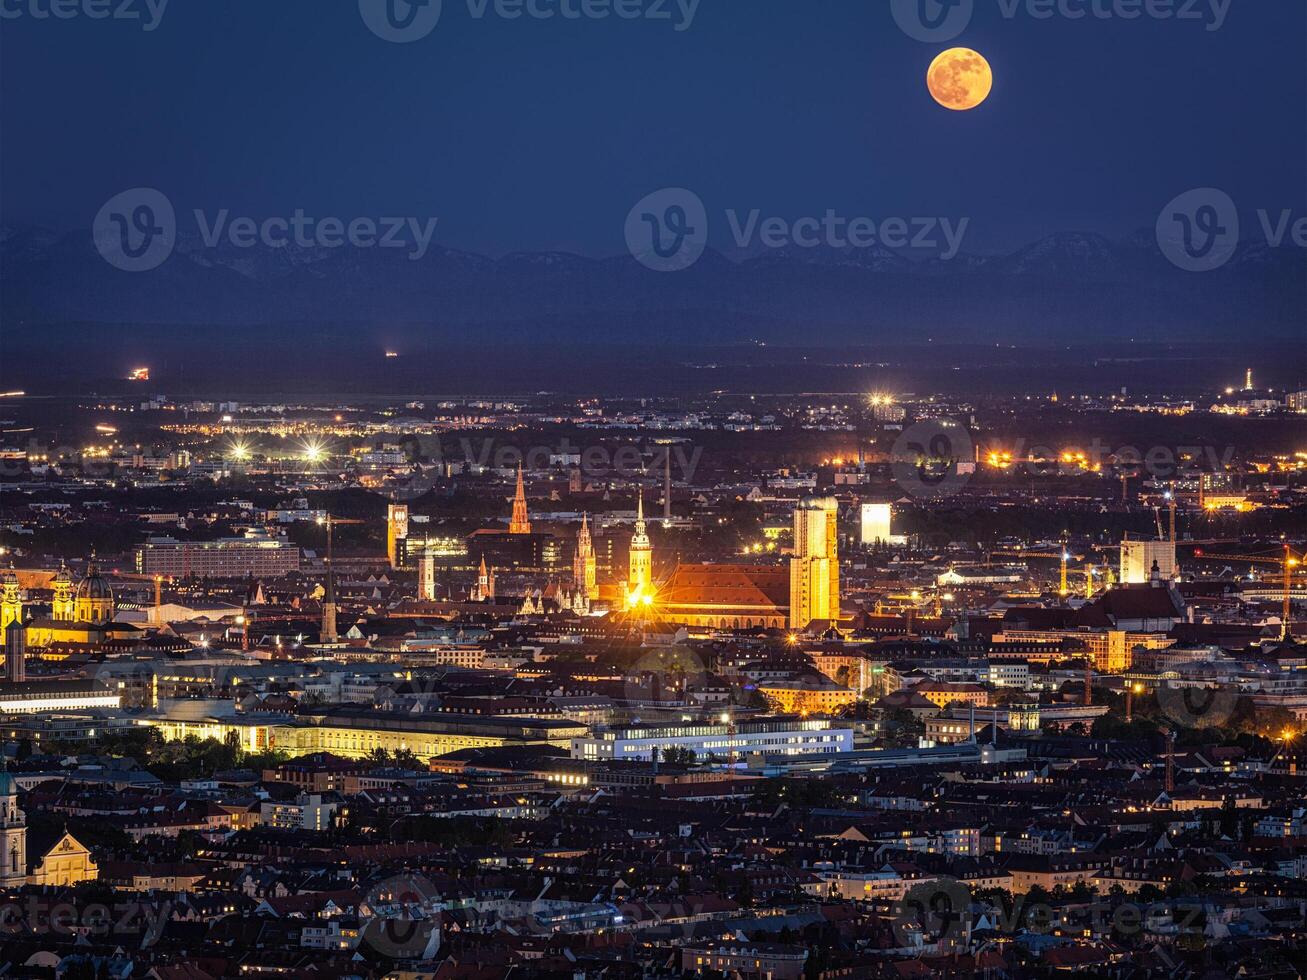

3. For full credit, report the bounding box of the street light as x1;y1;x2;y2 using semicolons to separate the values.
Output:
1126;682;1144;722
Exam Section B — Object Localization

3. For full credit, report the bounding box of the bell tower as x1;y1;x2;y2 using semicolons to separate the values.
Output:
0;571;20;642
574;513;597;600
627;489;652;601
51;564;74;621
0;770;26;888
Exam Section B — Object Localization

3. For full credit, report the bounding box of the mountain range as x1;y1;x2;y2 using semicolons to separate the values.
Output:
2;225;1303;350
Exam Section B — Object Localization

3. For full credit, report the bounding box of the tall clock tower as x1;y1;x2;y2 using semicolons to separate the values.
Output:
627;489;652;602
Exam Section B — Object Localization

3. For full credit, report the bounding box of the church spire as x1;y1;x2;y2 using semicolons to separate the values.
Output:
509;463;531;534
628;487;652;600
574;512;597;600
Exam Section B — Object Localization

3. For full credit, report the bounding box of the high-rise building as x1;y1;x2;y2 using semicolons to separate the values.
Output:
627;490;652;603
135;536;301;578
509;464;531;534
790;496;840;630
386;504;409;568
1120;538;1176;585
574;514;598;600
859;502;893;546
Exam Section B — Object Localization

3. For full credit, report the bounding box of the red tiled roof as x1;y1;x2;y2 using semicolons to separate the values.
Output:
660;564;788;608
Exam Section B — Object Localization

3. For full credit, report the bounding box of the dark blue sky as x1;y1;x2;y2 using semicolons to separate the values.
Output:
1;0;1303;256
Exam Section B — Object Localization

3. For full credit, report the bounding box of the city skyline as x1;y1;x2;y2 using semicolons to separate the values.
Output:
0;1;1305;974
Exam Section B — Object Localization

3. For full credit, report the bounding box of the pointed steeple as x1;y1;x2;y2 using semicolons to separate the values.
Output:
509;463;531;534
574;512;597;600
628;487;652;597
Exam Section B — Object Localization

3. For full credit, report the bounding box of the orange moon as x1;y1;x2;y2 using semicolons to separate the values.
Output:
927;47;993;111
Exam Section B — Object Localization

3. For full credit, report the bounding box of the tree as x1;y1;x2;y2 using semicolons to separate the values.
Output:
392;748;423;770
662;746;697;767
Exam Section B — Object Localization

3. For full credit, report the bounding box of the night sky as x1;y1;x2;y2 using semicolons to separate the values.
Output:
3;0;1303;257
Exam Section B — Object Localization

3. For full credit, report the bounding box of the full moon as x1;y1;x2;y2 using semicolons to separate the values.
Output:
927;47;993;111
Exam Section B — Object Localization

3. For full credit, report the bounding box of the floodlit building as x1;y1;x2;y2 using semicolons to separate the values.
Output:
387;503;409;568
626;490;653;604
860;502;892;545
135;535;301;579
1120;538;1176;584
757;676;856;715
658;564;789;631
790;497;840;630
571;717;853;763
573;513;598;600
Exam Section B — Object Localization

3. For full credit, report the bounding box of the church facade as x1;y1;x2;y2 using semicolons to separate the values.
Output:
24;563;136;648
0;771;98;888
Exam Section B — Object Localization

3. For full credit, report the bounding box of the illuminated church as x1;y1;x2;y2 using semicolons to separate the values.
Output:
0;769;98;888
629;497;843;633
24;563;137;648
624;490;654;609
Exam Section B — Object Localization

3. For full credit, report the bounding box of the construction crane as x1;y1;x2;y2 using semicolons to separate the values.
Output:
315;514;366;643
1191;546;1303;641
989;544;1078;599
